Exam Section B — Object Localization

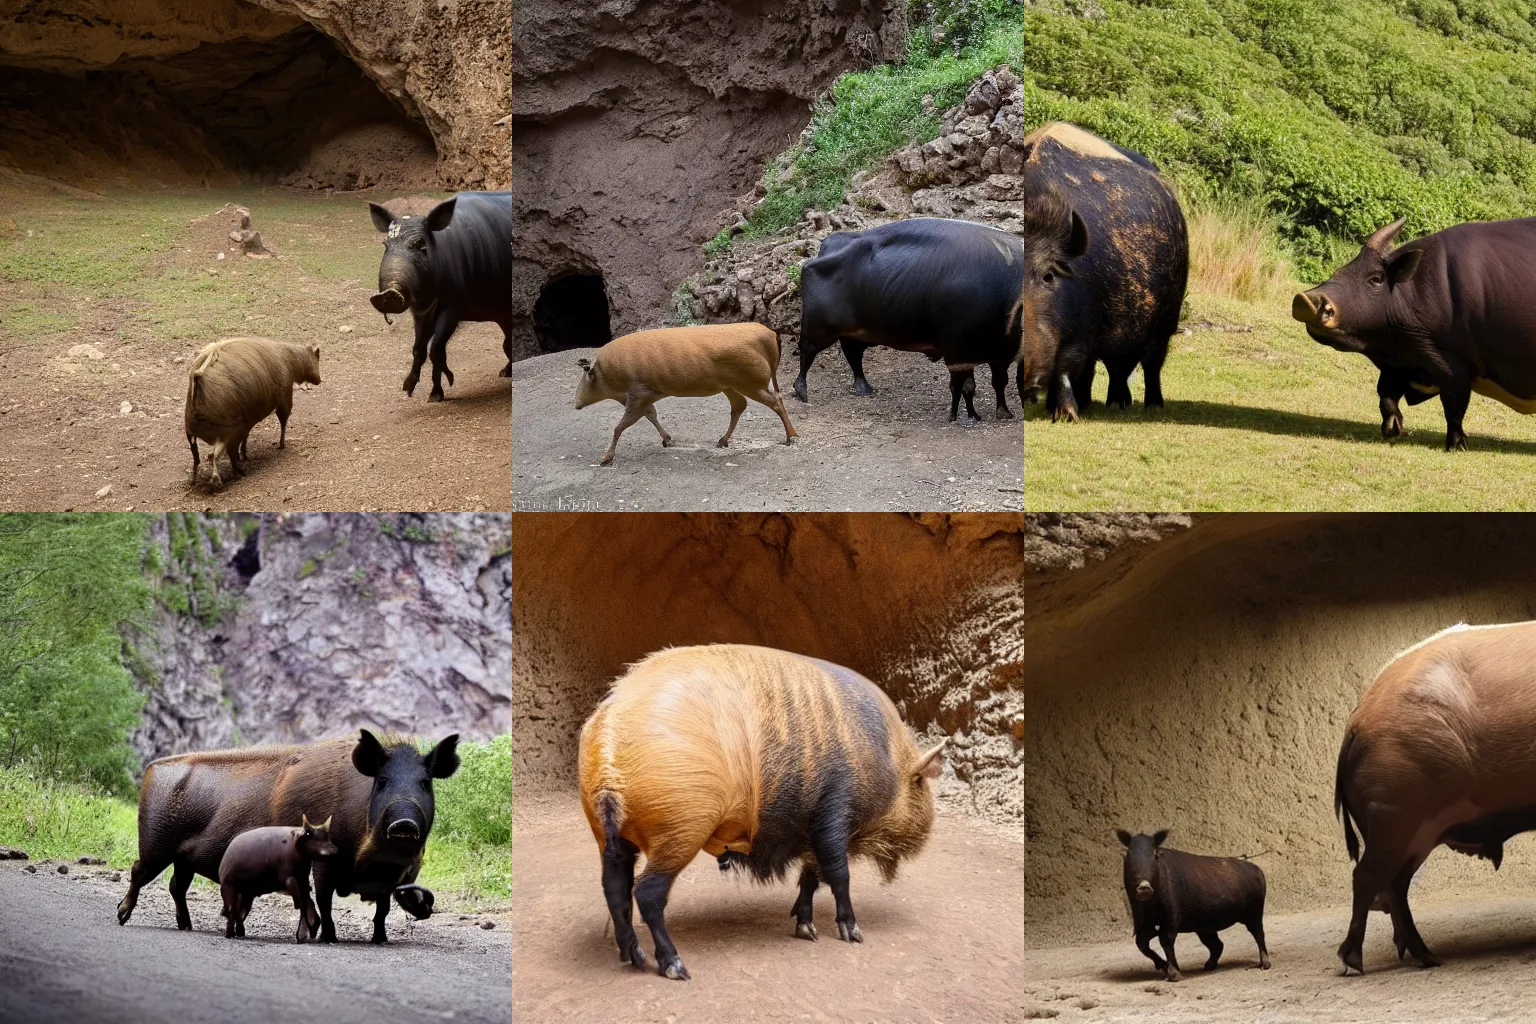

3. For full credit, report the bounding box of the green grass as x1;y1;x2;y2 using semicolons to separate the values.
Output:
1025;289;1536;510
722;3;1023;247
0;766;140;866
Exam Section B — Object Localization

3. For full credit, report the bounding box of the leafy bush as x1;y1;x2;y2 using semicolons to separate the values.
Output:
417;735;511;905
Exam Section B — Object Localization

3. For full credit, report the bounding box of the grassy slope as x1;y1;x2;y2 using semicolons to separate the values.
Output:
1025;0;1536;510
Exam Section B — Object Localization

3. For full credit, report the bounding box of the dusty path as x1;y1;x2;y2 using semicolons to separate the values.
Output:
512;792;1023;1023
0;862;511;1024
1026;896;1536;1023
512;346;1023;511
0;185;509;511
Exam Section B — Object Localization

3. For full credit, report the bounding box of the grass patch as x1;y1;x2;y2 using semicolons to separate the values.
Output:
0;766;139;866
1183;193;1298;304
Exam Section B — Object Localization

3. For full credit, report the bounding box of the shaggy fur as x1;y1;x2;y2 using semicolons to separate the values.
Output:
183;336;321;487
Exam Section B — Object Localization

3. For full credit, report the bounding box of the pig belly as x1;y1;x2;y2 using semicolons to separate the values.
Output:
1472;377;1536;414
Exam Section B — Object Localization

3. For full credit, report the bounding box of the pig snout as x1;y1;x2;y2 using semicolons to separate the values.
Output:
386;818;421;841
371;288;409;316
1291;290;1335;327
1134;880;1154;901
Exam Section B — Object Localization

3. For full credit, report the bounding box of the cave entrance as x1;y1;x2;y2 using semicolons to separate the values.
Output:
534;274;612;352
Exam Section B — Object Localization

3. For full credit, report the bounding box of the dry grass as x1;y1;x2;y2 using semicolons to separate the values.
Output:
1184;196;1299;304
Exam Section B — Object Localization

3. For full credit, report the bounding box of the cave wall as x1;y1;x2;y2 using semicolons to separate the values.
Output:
1026;514;1536;946
510;0;907;358
0;0;508;187
130;512;511;769
511;512;1023;821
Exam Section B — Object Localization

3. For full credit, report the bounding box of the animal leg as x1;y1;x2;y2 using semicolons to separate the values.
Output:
1141;346;1167;408
235;893;249;938
602;391;660;466
168;860;195;931
221;884;237;938
809;824;861;943
403;314;432;397
601;834;646;969
313;866;338;943
1440;382;1472;452
718;390;748;448
1158;928;1183;981
1338;815;1418;975
1070;361;1096;411
188;436;200;479
989;360;1014;420
793;327;837;403
1246;914;1271;970
745;385;798;444
370;894;392;944
642;405;671;448
206;441;227;489
1377;368;1408;439
427;309;460;403
840;340;875;396
949;368;981;426
1386;858;1437;967
1048;345;1090;422
1134;929;1167;975
118;852;172;925
1198;929;1223;971
791;860;820;941
1105;358;1134;409
288;877;315;944
635;870;689;981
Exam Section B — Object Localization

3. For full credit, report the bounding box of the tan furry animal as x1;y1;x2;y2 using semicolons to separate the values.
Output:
573;323;797;464
183;336;321;487
578;644;946;981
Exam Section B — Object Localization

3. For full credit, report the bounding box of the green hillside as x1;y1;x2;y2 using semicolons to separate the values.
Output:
1025;0;1536;278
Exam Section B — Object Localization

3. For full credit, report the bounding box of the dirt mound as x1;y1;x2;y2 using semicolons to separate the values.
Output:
279;122;438;192
511;0;906;357
183;203;275;260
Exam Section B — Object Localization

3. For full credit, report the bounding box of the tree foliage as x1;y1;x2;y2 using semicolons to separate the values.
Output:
0;514;151;796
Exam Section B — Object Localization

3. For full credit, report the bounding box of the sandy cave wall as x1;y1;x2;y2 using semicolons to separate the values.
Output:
511;0;907;358
0;0;508;187
512;512;1023;819
1026;513;1536;947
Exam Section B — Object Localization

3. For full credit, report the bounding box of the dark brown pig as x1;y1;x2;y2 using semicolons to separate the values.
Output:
118;729;459;944
1292;218;1536;450
1117;829;1271;981
1019;123;1188;421
1335;621;1536;973
219;815;339;941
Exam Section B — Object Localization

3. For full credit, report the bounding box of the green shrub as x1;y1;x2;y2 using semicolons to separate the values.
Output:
0;766;139;865
417;735;511;905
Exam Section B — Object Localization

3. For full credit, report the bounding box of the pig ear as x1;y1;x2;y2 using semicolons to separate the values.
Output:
1152;829;1170;847
320;815;332;831
301;812;312;830
1065;209;1089;261
352;729;388;777
1386;247;1422;286
1116;829;1133;848
1365;217;1407;253
576;358;591;371
425;197;458;233
426;734;461;778
368;203;395;233
914;739;947;780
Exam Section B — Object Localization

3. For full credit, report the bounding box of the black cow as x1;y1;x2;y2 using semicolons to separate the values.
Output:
794;217;1025;424
1018;123;1188;421
1117;829;1271;982
368;191;512;402
1292;217;1536;450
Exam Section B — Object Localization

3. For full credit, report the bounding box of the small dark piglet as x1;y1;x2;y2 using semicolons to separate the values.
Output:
1117;829;1271;981
219;815;338;942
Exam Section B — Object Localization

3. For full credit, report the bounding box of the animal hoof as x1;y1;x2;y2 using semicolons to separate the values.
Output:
1165;969;1181;982
716;438;730;448
600;454;614;466
1259;955;1271;970
660;958;690;981
428;391;445;403
795;921;817;942
1382;416;1403;439
1416;950;1442;968
792;387;808;403
661;438;672;448
117;902;132;926
371;932;388;945
443;369;455;386
996;408;1014;420
837;921;863;943
853;383;874;397
1338;944;1364;975
402;376;418;396
622;945;649;969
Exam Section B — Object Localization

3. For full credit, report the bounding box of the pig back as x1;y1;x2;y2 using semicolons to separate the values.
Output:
596;325;777;397
218;826;305;888
1156;849;1264;931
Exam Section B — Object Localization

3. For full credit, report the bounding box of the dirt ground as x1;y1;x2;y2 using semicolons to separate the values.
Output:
0;860;511;1024
511;346;1024;511
511;793;1023;1023
1026;896;1536;1023
0;183;509;511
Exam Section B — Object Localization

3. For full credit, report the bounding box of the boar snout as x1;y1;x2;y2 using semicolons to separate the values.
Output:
371;288;409;316
1134;880;1154;901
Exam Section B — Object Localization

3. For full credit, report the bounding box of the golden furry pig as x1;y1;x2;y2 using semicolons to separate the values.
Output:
183;336;321;487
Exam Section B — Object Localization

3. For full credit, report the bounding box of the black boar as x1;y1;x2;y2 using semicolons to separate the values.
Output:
579;645;947;981
118;729;458;944
369;192;512;402
218;815;339;941
1292;218;1536;450
1117;829;1271;981
1019;123;1188;421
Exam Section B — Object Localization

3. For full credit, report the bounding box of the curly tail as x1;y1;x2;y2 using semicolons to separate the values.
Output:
1336;728;1362;862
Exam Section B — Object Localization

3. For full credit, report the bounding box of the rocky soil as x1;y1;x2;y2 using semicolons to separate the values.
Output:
131;512;510;768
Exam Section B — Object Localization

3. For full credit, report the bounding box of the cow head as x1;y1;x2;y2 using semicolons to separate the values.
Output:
351;729;460;853
368;198;459;319
1117;828;1169;902
1292;218;1424;353
1018;188;1090;396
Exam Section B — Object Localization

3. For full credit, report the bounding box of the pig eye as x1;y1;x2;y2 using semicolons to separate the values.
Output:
1042;270;1055;285
420;779;431;791
1368;273;1384;287
376;777;388;789
409;237;426;250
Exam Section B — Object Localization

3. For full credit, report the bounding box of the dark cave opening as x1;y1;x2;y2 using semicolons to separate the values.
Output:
533;274;613;351
0;25;434;186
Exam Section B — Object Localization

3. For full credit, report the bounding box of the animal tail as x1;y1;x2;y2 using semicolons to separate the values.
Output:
1336;727;1362;862
595;789;625;857
768;328;784;394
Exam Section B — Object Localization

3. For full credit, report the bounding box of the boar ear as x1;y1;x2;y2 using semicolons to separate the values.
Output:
1065;210;1089;261
368;203;395;233
310;344;321;360
320;815;332;831
1116;829;1133;848
1386;247;1422;286
426;734;461;779
1152;829;1170;847
425;197;458;233
301;812;312;830
576;358;592;371
1365;217;1407;253
352;728;388;777
914;739;947;780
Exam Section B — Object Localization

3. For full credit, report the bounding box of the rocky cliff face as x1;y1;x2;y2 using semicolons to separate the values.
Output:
511;0;907;358
0;0;508;188
130;513;510;769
